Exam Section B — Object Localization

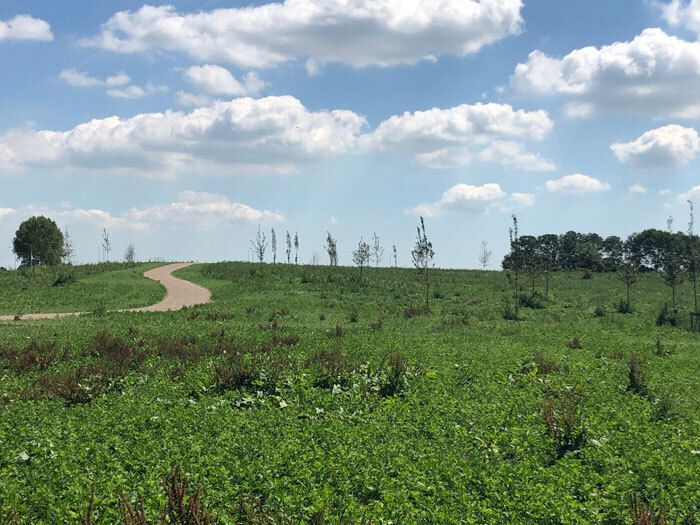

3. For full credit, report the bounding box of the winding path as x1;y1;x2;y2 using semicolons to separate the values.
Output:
0;263;211;322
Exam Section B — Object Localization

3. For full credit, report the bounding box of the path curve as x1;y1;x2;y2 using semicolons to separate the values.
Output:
0;263;211;321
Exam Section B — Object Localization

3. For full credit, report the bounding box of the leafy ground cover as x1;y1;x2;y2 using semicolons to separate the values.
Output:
0;263;164;315
0;262;698;523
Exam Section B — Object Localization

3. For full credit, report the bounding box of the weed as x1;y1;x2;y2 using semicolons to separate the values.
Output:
541;386;587;458
582;269;594;280
627;354;648;396
653;338;672;357
379;353;408;397
656;303;679;327
349;310;359;323
630;494;668;525
616;298;633;314
521;353;568;375
404;307;421;319
593;305;607;318
518;292;547;309
327;325;343;338
306;347;348;388
651;390;678;422
566;338;583;350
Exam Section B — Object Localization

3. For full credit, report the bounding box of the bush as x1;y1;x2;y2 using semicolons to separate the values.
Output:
582;269;594;280
593;305;607;318
52;272;76;287
566;337;583;349
521;352;568;375
518;292;546;309
348;310;359;323
651;390;677;421
502;299;520;321
616;298;633;314
656;303;679;327
404;307;421;319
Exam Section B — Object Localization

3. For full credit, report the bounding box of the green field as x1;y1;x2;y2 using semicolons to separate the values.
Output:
0;263;165;315
0;262;698;523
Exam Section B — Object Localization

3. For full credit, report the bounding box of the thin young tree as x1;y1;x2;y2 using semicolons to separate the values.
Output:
478;240;492;270
617;256;638;312
286;231;292;264
294;233;299;265
411;216;435;311
271;228;277;264
392;245;398;268
251;224;267;265
507;215;522;317
101;228;111;262
325;232;338;266
353;237;371;279
62;227;74;265
124;242;136;263
660;232;684;310
370;233;384;268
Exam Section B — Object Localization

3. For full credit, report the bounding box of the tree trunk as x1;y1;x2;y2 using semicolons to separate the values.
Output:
425;267;430;311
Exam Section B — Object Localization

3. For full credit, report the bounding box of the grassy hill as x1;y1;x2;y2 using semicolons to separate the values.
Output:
0;262;698;523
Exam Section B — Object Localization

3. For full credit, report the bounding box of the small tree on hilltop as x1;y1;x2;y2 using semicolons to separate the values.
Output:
325;232;338;266
294;233;299;265
12;216;65;267
101;228;111;262
124;242;136;263
286;231;292;264
686;201;699;319
412;216;435;311
353;237;370;279
251;224;267;265
505;215;523;318
62;227;75;265
478;240;492;270
392;245;398;267
617;255;638;313
371;233;384;268
271;228;277;264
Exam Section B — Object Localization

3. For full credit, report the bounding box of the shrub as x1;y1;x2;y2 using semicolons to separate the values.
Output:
319;312;326;321
521;353;568;375
404;307;421;319
593;305;606;318
92;303;107;317
656;303;679;327
627;354;648;396
582;269;594;280
37;366;108;405
0;339;59;373
502;300;520;321
541;386;587;458
327;324;343;338
630;494;668;525
518;292;546;309
370;317;384;331
616;298;633;314
348;310;359;323
52;272;76;287
653;338;672;357
306;347;348;388
566;338;583;350
379;353;408;397
213;358;258;393
432;289;445;299
651;390;677;421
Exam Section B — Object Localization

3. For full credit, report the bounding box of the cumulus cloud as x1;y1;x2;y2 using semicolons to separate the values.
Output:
60;69;131;88
0;96;366;177
662;0;700;35
406;183;517;217
183;65;266;96
84;1;523;70
544;174;611;193
0;15;53;42
628;183;648;194
511;28;700;119
106;83;168;99
0;191;283;232
611;124;700;168
678;185;700;201
363;102;554;170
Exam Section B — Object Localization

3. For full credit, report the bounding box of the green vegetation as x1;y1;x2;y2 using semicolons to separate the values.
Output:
0;263;164;315
0;262;698;523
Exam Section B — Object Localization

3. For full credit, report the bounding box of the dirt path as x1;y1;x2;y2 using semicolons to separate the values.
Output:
0;263;211;322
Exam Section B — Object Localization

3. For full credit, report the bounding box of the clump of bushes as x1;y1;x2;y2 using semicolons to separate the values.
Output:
306;347;349;388
518;292;546;309
52;272;76;287
541;386;587;458
593;305;606;318
616;298;633;314
656;303;679;327
521;352;568;376
0;339;60;373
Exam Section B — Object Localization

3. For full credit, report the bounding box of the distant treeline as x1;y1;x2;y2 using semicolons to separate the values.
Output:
502;229;700;272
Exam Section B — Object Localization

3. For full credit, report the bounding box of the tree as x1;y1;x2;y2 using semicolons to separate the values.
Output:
411;216;435;310
325;232;338;266
505;215;523;317
101;228;111;262
12;216;64;267
250;224;267;265
124;242;136;263
371;233;384;267
352;237;370;278
687;200;699;318
392;245;398;267
478;241;492;270
286;231;292;264
537;234;559;299
659;232;685;309
617;260;638;312
294;233;299;265
62;227;75;265
271;228;277;264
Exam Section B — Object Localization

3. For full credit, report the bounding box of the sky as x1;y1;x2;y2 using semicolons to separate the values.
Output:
1;0;700;269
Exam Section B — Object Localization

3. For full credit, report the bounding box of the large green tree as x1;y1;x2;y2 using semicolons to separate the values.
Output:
12;216;65;267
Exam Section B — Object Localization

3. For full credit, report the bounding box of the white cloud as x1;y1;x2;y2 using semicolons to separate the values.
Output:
183;65;266;96
84;1;523;70
0;191;283;232
0;15;53;42
406;183;508;217
363;102;553;170
175;91;212;107
106;84;167;99
611;124;700;168
0;96;366;177
60;69;131;88
679;185;700;202
628;183;648;194
544;174;611;193
662;0;700;35
510;192;536;208
511;28;700;119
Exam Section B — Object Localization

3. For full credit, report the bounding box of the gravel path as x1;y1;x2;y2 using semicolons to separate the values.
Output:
0;262;211;321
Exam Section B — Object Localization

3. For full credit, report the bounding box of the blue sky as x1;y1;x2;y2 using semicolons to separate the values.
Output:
1;0;700;268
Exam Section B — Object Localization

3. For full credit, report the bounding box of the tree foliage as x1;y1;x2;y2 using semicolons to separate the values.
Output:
12;216;65;267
